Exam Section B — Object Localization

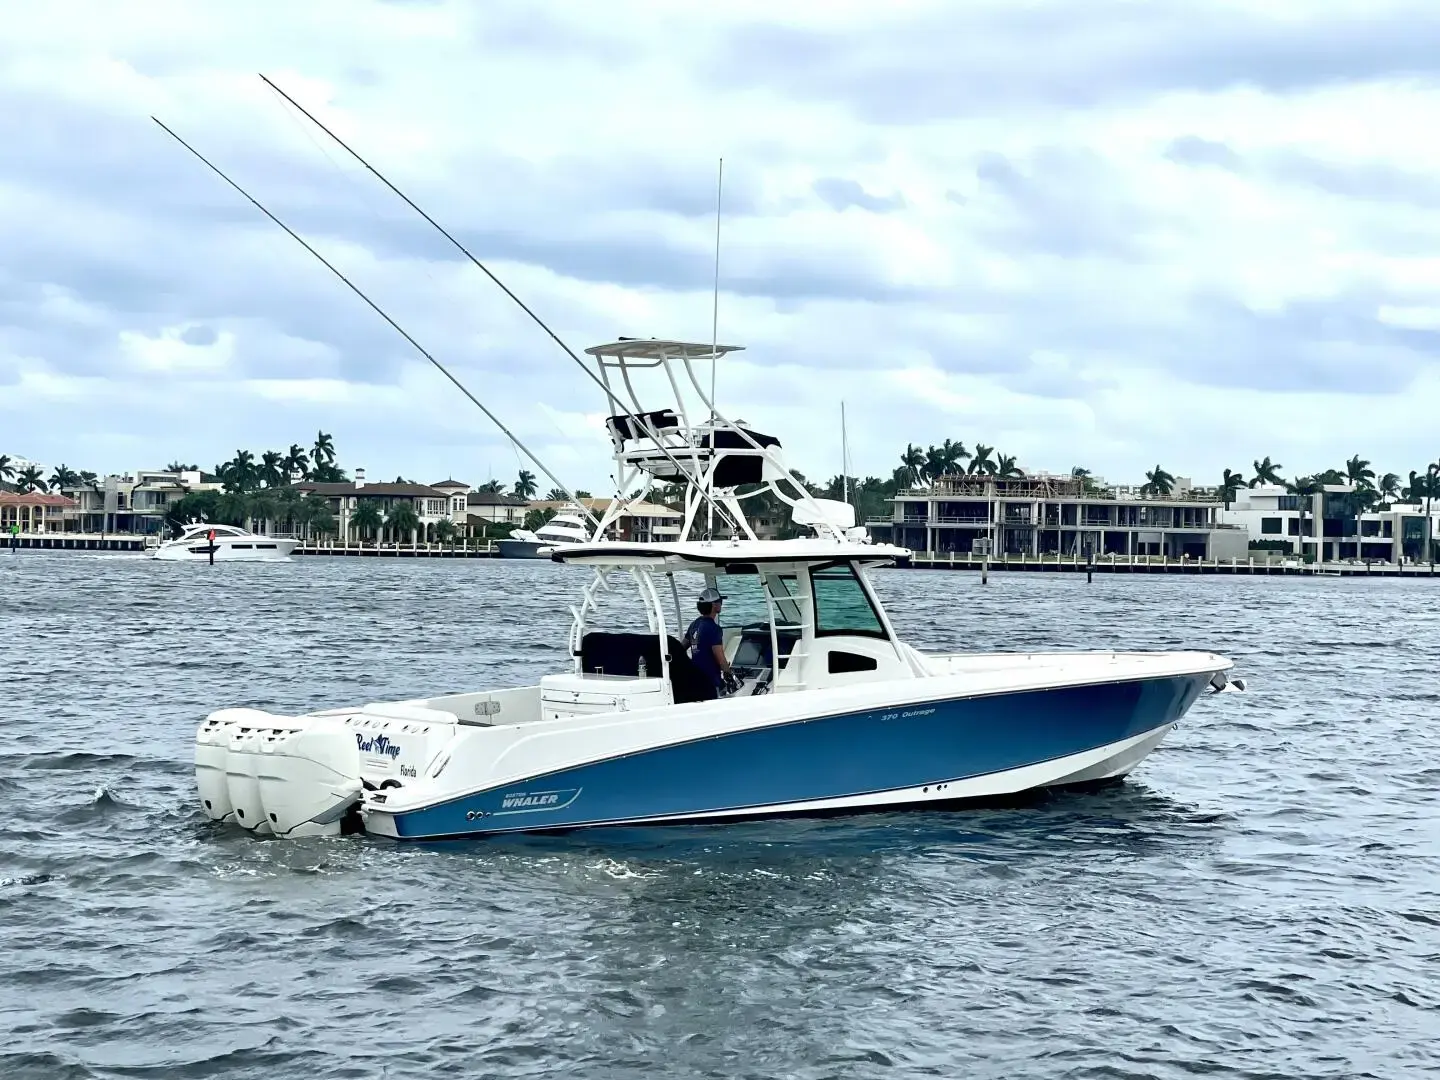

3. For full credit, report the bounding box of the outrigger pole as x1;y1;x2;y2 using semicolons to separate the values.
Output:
257;74;744;537
150;116;600;529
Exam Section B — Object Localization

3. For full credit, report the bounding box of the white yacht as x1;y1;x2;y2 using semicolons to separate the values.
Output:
192;339;1244;841
494;506;593;559
153;522;298;562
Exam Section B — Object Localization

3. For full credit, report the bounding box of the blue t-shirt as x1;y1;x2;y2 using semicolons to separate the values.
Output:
688;616;724;687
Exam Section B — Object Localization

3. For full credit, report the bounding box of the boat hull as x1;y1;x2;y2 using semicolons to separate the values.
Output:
365;670;1213;839
153;539;298;562
494;539;549;559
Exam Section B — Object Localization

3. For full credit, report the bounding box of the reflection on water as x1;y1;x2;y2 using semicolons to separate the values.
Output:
1;554;1436;1079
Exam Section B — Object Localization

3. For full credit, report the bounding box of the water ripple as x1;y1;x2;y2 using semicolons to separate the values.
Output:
1;555;1437;1078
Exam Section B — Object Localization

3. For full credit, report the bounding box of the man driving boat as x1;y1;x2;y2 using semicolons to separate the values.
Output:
685;587;739;698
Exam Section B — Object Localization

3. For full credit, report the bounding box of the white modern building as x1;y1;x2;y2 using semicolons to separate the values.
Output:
58;469;224;534
872;473;1250;560
1219;484;1440;563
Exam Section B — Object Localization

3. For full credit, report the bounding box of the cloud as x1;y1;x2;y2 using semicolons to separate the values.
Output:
4;0;1440;496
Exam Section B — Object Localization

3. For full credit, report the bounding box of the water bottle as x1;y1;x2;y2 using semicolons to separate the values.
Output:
638;655;647;678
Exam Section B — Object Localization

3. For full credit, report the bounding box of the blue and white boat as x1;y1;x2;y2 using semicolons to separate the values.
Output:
193;339;1242;840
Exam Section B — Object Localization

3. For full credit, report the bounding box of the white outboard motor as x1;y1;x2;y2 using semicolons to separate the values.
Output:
224;723;273;836
195;708;272;823
256;717;363;838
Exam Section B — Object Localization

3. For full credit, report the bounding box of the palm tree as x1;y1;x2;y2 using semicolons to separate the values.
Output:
1379;472;1401;503
385;501;421;544
995;453;1024;478
923;445;947;482
968;445;996;475
282;444;310;482
49;464;79;491
260;450;286;489
15;465;46;493
900;444;926;487
165;461;198;472
0;455;14;488
1143;465;1175;497
1288;474;1323;561
939;439;968;474
312;431;336;469
435;518;456;545
1220;468;1246;509
1251;457;1284;487
221;450;257;493
349;500;382;544
476;479;505;495
1344;454;1375;490
513;470;538;499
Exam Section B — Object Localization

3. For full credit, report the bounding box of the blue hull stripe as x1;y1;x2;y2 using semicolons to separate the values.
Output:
387;674;1209;838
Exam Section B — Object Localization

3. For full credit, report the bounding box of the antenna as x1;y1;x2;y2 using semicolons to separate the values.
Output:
257;74;743;537
710;157;723;415
149;116;600;529
707;156;723;539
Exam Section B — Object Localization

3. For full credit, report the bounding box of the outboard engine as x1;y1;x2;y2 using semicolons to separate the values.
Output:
195;708;272;822
223;722;272;835
256;718;363;838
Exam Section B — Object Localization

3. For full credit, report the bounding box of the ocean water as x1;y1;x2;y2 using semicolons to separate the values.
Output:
1;552;1437;1079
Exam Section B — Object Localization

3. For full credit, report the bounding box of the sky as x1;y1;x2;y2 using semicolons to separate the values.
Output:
5;0;1440;494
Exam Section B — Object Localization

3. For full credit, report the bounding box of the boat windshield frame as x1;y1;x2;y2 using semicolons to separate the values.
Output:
564;553;906;694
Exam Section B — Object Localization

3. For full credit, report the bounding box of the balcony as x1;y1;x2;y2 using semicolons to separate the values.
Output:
932;515;991;526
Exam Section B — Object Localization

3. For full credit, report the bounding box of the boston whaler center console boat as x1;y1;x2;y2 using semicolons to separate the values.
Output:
194;340;1243;840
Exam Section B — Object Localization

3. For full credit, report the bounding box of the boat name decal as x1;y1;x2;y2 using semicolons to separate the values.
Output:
355;733;402;760
875;706;937;723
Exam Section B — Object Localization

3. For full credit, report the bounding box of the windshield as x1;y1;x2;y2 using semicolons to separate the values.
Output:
671;569;767;632
811;563;887;638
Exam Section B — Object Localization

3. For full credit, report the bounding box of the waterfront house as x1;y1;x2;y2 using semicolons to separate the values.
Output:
294;468;462;543
0;491;77;534
464;489;529;531
57;469;222;534
871;473;1250;560
1219;483;1439;563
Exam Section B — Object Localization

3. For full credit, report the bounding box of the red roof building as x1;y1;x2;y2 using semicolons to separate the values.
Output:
0;491;78;534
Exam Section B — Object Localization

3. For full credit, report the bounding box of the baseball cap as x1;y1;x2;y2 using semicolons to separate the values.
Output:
698;586;725;603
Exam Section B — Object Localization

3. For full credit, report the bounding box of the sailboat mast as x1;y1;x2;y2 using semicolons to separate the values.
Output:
841;400;849;507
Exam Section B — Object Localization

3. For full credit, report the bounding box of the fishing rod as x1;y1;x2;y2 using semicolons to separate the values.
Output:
150;116;601;530
257;73;745;537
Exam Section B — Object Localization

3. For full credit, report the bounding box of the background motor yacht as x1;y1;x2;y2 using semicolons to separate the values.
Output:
153;522;298;562
495;506;592;559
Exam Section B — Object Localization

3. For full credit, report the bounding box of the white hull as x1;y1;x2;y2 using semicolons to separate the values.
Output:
153;538;298;561
193;650;1234;841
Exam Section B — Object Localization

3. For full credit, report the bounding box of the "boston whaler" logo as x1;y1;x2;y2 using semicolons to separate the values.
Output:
495;787;581;814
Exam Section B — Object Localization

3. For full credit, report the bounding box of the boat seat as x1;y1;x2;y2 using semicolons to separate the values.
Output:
576;631;717;703
578;632;664;678
666;636;716;704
